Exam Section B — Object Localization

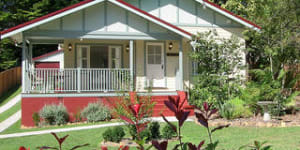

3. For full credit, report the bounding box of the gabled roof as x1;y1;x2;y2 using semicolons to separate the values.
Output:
33;49;63;61
0;0;192;40
0;0;261;40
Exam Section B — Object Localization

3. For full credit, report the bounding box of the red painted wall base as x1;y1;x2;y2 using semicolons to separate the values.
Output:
21;92;194;127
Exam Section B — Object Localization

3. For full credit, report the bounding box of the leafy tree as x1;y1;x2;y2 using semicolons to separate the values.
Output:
189;30;245;108
222;0;300;115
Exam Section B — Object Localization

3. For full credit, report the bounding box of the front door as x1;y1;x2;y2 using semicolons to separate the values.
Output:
146;42;165;88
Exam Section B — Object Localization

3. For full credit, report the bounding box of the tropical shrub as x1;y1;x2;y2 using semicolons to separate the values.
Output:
162;124;176;139
81;102;111;122
39;103;69;125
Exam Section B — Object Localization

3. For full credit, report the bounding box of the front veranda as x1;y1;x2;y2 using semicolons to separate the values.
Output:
22;39;186;94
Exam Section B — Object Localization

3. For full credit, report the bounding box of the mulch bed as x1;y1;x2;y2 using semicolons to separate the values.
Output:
194;113;300;127
101;138;179;148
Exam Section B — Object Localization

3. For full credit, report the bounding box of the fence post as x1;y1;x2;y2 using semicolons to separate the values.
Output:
77;68;81;93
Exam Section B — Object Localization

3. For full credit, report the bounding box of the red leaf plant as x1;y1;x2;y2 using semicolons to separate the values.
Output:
194;102;230;149
110;92;156;150
152;92;194;150
152;92;229;150
119;102;150;150
19;146;30;150
37;132;89;150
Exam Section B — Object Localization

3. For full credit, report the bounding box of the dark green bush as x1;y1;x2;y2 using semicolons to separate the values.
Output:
148;121;160;139
81;102;111;122
162;124;176;139
102;126;125;143
140;128;152;142
32;112;40;127
39;103;69;125
112;126;125;143
128;125;137;140
128;124;153;142
103;128;113;142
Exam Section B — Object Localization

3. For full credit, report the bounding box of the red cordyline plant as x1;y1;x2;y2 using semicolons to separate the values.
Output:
194;102;230;149
106;92;155;150
19;147;30;150
119;103;151;150
37;132;89;150
152;92;200;150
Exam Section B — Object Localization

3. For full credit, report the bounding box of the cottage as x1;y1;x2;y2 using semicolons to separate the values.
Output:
0;0;260;126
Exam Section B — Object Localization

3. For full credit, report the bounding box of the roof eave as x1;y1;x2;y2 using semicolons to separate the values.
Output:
0;0;104;40
195;0;261;31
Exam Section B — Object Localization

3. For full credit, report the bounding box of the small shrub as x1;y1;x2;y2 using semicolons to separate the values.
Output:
162;124;176;139
140;128;152;142
112;126;125;143
220;103;235;120
74;108;82;122
128;124;153;142
128;125;137;140
39;103;69;125
148;121;160;139
103;128;113;142
102;126;125;143
220;98;253;120
81;102;111;122
32;112;40;127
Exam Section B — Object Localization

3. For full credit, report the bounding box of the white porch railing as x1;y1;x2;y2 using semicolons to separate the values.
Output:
26;68;130;93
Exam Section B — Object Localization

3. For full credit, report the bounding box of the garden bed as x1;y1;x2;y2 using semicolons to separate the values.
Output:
101;137;179;148
200;113;300;127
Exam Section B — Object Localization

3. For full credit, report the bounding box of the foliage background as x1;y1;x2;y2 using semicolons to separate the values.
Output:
0;0;84;72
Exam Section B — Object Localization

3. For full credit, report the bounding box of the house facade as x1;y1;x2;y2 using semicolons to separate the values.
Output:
0;0;260;126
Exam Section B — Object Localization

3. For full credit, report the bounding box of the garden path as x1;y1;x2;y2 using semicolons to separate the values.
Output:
0;94;21;114
0;110;21;132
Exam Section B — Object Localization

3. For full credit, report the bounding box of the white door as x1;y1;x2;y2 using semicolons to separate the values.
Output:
77;45;90;68
146;43;165;88
109;46;121;68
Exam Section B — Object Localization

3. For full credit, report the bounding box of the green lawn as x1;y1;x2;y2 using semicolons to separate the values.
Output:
0;119;118;135
0;101;21;123
0;86;21;106
1;122;300;150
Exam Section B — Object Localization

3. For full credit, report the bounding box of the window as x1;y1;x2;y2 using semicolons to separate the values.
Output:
147;45;162;64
